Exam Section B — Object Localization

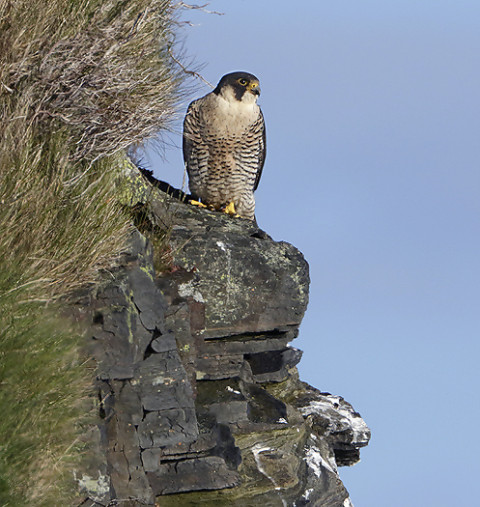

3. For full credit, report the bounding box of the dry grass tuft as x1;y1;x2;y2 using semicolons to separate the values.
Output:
0;0;189;299
1;0;187;161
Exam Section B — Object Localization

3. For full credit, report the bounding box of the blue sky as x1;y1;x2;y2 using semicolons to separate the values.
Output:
143;2;480;505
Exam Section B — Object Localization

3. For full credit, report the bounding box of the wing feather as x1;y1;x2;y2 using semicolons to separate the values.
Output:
253;109;266;191
182;100;199;170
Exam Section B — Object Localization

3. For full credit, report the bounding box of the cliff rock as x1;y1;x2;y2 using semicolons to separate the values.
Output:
74;164;370;506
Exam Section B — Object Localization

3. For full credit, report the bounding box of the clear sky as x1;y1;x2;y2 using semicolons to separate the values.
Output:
143;2;480;505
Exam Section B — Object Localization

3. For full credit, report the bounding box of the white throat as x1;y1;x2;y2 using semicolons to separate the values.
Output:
215;85;258;121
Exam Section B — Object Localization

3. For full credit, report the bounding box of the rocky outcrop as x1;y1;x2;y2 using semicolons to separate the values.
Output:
74;164;370;506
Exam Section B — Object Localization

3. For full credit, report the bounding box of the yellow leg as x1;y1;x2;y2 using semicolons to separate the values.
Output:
189;199;208;208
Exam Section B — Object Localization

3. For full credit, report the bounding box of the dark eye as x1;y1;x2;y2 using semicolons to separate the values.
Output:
238;78;248;86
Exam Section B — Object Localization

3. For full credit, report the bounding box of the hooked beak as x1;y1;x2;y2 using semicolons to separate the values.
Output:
248;82;261;96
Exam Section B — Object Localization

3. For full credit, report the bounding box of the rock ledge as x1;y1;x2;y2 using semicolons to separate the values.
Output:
74;165;370;506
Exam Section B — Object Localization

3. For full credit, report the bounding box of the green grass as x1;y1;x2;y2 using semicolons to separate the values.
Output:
0;285;91;506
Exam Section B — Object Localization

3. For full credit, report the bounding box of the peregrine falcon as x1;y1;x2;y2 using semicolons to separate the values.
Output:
183;71;266;220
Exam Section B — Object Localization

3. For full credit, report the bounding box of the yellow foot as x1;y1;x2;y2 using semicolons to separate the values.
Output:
189;199;208;208
223;202;238;216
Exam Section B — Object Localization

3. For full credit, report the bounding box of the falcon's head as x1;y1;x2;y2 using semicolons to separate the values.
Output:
214;71;261;103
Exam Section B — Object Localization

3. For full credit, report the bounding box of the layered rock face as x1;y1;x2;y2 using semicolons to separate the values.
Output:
76;166;370;506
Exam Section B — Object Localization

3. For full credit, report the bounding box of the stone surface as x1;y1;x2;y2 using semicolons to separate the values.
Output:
74;164;370;506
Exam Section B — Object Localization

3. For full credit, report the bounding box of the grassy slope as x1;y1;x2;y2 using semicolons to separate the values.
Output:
0;0;187;503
